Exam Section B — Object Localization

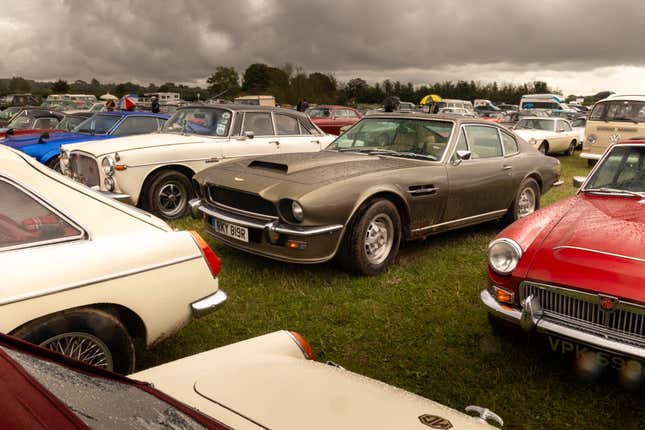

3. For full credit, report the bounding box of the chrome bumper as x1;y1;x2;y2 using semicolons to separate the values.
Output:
89;186;131;201
480;289;645;360
579;152;601;160
552;180;564;187
190;198;343;237
191;289;227;318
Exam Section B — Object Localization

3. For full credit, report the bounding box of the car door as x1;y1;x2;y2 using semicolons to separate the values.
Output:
444;125;513;221
271;113;322;153
222;111;279;158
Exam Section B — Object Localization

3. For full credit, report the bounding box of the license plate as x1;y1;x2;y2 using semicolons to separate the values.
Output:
547;335;644;373
211;218;248;243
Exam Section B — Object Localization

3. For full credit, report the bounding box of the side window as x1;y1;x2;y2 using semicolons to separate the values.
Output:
557;120;572;132
298;117;321;135
345;110;359;118
335;110;348;118
274;114;300;135
33;118;59;129
243;112;274;136
464;126;503;159
0;179;82;250
112;117;161;136
500;131;519;155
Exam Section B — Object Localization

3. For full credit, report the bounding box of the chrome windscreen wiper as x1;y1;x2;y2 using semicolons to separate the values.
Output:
367;149;438;161
583;187;644;198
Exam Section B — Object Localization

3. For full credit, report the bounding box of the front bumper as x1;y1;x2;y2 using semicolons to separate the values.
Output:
96;189;131;201
579;152;601;160
480;289;645;360
191;199;344;263
191;289;227;318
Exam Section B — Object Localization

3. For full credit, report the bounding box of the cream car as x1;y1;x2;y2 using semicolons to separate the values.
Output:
60;105;334;220
512;117;579;155
0;145;226;373
0;329;503;429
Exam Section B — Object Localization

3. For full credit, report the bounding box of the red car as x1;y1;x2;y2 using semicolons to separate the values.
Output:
306;105;362;135
481;141;645;364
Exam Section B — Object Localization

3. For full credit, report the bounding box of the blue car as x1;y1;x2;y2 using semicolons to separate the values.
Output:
1;111;169;170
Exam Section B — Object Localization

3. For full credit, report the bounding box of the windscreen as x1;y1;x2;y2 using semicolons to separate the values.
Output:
586;146;644;193
73;114;121;134
162;107;232;136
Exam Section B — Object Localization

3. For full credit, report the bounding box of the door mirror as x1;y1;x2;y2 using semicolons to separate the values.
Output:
456;150;472;161
244;131;255;139
573;176;586;188
557;127;566;133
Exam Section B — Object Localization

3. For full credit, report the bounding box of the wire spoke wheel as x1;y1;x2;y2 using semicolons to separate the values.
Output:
40;332;114;370
363;214;394;265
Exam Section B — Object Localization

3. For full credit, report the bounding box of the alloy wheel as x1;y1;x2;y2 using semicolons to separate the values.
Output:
517;187;536;218
364;214;394;265
157;181;187;217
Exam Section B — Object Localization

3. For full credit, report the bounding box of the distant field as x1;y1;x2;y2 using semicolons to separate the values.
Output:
140;153;644;429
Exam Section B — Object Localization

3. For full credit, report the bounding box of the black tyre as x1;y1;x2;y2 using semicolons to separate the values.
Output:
565;140;576;156
537;141;548;155
144;170;192;220
504;177;541;223
338;199;401;276
11;308;135;374
46;157;61;172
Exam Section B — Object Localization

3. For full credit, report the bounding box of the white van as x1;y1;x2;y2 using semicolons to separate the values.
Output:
519;94;567;110
437;99;474;112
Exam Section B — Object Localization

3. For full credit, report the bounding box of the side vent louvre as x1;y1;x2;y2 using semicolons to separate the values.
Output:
408;184;438;196
248;160;288;173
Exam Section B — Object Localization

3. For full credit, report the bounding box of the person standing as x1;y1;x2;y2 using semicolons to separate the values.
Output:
105;99;116;111
301;98;309;112
151;96;160;113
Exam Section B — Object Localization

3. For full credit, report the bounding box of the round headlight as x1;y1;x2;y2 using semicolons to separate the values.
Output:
487;238;523;275
103;176;115;191
102;156;115;176
291;201;304;222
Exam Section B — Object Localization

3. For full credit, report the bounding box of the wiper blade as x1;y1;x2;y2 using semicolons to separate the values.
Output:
367;149;438;161
584;187;644;198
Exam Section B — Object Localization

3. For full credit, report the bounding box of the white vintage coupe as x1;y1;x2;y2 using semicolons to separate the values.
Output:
512;117;579;155
61;105;335;219
0;145;226;373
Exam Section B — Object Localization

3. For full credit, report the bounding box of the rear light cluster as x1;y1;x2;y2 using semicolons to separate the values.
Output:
288;331;316;360
189;231;221;278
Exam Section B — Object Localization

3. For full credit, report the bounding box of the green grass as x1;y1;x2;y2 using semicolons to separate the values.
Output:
139;153;645;429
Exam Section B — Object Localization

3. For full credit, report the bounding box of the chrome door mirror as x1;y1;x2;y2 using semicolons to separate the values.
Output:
456;150;471;160
573;176;586;188
244;130;255;139
557;128;566;133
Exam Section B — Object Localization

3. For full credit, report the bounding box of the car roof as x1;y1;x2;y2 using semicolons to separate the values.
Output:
600;95;645;103
95;110;169;119
361;112;504;125
309;105;356;109
181;103;310;118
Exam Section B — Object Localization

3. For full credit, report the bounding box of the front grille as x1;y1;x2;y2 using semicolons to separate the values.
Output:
208;185;277;217
69;152;100;187
521;282;645;347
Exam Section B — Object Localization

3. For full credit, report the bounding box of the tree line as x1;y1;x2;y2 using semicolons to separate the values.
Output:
0;63;607;106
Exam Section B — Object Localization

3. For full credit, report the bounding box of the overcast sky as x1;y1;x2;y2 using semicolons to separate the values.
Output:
1;0;644;95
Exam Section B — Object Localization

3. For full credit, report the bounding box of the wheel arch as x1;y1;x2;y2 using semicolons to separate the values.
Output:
348;189;411;237
524;171;544;192
139;164;196;208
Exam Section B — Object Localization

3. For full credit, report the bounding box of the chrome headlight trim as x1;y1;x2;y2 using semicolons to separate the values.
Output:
487;238;523;275
102;156;115;176
103;176;115;191
291;201;304;222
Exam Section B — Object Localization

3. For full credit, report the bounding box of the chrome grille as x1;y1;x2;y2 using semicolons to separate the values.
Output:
520;282;645;346
69;152;100;187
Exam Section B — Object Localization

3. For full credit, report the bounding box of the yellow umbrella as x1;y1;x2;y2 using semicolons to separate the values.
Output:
419;94;442;105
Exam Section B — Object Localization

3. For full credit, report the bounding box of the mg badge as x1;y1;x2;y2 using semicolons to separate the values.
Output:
608;133;621;144
419;414;453;429
234;177;245;182
600;295;618;312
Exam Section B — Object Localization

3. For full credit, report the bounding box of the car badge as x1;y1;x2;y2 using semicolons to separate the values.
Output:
608;133;621;145
234;177;245;182
599;296;618;312
419;414;453;429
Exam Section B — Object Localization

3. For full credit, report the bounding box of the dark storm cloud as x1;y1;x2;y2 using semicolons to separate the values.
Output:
1;0;645;87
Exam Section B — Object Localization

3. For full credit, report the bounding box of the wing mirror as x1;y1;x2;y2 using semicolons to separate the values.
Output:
244;131;255;139
38;132;50;143
573;176;586;188
557;128;566;133
456;150;472;160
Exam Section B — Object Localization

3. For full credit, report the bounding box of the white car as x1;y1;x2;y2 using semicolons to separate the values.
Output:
512;117;579;155
0;329;503;429
570;116;586;148
0;145;226;373
61;105;335;220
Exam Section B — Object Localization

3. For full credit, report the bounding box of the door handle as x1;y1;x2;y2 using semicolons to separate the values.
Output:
269;141;280;145
502;165;512;170
310;140;320;144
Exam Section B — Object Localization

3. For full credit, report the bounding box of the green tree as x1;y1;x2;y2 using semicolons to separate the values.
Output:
51;79;69;93
9;76;31;93
206;66;240;98
242;63;272;93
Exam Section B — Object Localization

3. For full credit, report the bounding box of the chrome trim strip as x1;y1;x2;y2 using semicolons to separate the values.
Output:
197;204;343;236
0;254;202;306
411;209;507;233
480;289;645;359
123;157;214;168
191;289;227;318
553;245;645;264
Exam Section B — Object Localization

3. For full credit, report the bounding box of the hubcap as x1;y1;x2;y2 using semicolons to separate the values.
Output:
364;214;394;265
518;187;536;218
158;181;186;217
40;332;113;370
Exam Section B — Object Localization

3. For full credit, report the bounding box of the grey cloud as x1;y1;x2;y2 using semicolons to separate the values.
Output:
1;0;645;90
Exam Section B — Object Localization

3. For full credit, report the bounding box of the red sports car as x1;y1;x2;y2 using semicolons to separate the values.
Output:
306;105;362;135
481;140;645;364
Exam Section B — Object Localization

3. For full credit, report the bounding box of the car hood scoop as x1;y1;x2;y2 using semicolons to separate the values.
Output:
527;195;645;301
192;358;489;430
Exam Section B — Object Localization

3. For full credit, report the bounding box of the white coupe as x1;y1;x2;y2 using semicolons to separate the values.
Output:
0;145;226;373
512;117;579;155
61;105;335;220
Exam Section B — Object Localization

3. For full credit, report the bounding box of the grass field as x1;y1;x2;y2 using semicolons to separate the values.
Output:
139;153;645;430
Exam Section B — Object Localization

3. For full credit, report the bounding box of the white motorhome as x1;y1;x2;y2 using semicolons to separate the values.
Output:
234;95;277;106
519;94;568;111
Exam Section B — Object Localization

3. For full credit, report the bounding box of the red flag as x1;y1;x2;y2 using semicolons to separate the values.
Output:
123;96;136;110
